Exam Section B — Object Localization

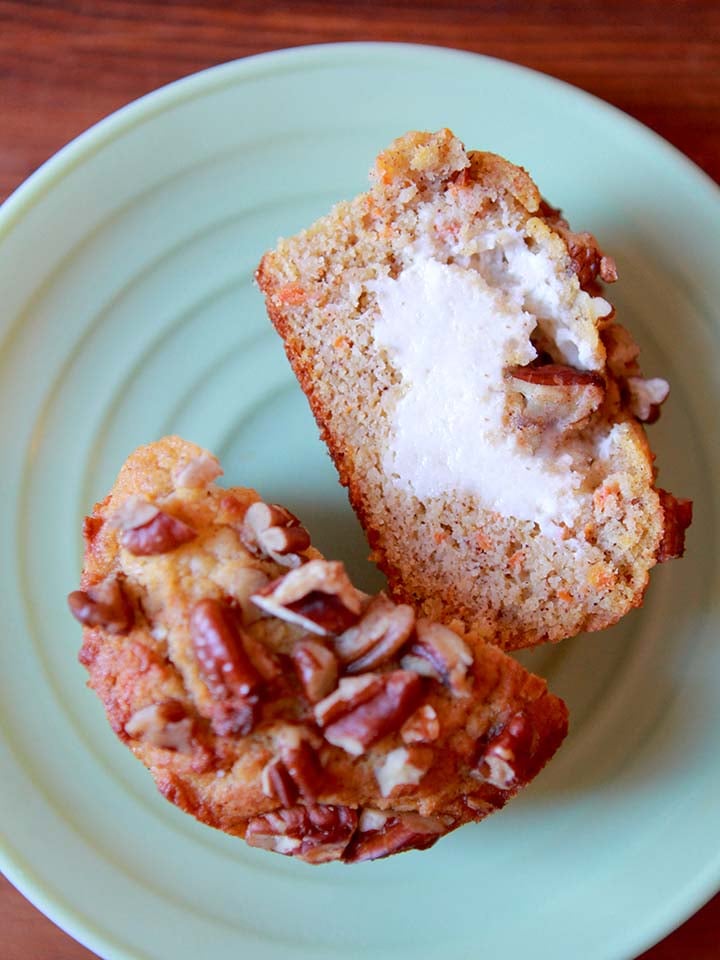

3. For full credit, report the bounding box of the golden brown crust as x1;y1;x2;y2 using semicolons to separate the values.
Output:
256;129;690;650
70;437;568;863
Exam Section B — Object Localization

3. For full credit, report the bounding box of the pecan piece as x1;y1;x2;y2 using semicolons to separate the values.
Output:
172;452;223;489
67;574;133;634
241;500;311;568
292;638;339;703
313;675;386;727
245;804;358;863
374;746;431;797
189;598;262;735
321;671;424;756
540;204;618;290
344;812;446;863
506;363;605;429
124;699;194;752
334;593;415;673
262;736;324;806
401;704;440;744
402;620;473;696
120;506;197;556
474;713;534;789
251;560;363;636
656;489;693;562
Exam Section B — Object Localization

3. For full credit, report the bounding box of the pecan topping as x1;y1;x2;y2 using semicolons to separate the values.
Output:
251;560;363;636
626;375;669;423
292;639;339;703
172;452;223;489
320;670;424;756
67;575;133;634
401;704;440;744
656;489;693;562
540;204;618;291
241;500;311;568
245;804;358;863
374;746;431;797
124;700;194;752
313;675;385;727
261;737;324;806
506;363;605;429
474;713;534;789
402;620;473;696
334;593;415;673
119;504;197;556
189;598;262;735
344;812;446;863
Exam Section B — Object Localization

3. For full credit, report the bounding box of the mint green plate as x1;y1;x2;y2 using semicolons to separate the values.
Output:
0;43;718;960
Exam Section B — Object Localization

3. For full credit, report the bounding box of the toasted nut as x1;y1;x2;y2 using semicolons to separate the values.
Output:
124;700;194;752
506;363;605;428
542;205;618;290
292;639;339;703
401;705;440;744
172;452;223;489
374;746;431;797
474;713;534;789
108;495;159;531
322;670;424;756
261;757;298;807
626;376;669;423
251;560;363;636
313;675;386;727
335;593;415;673
245;804;358;863
67;575;133;634
656;489;693;562
189;598;261;735
121;509;197;556
402;619;473;696
241;500;311;568
344;812;446;863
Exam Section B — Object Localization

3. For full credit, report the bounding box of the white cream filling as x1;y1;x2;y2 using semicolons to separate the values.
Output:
370;251;608;532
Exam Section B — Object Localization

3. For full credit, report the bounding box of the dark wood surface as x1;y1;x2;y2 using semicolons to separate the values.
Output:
1;1;718;957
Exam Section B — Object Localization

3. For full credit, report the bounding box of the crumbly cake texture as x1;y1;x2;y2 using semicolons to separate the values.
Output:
70;436;568;864
256;129;692;650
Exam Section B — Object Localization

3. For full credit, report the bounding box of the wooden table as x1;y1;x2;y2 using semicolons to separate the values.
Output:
1;2;718;957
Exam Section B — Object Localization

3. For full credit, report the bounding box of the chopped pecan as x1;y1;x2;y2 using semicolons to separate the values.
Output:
189;598;262;735
124;700;194;752
506;363;605;429
172;452;223;488
474;712;534;789
261;737;324;806
540;204;617;290
292;638;339;703
245;804;358;863
626;375;669;423
313;675;386;727
241;500;311;568
321;671;424;756
334;593;415;673
656;489;693;562
402;620;473;696
67;575;133;634
401;704;440;744
344;812;446;863
251;560;363;636
374;746;431;797
118;501;197;556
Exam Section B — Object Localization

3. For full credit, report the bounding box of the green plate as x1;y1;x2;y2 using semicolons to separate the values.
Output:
0;43;718;960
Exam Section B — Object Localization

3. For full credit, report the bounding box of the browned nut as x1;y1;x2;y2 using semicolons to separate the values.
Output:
124;700;194;752
313;675;386;728
505;363;605;428
241;501;311;568
474;712;534;789
251;560;363;636
402;619;473;696
120;508;197;556
344;812;446;863
172;452;223;489
67;575;133;634
321;670;424;756
334;593;415;673
245;804;358;863
374;746;431;796
401;704;440;744
292;639;339;703
656;489;693;562
189;598;262;735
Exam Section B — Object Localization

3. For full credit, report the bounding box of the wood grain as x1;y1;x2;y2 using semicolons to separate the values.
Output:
1;1;718;957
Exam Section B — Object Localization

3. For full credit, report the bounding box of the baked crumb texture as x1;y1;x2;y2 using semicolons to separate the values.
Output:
256;129;692;650
70;436;568;864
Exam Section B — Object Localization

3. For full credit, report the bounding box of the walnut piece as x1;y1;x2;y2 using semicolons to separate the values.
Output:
241;500;311;568
292;639;339;703
402;619;473;696
334;593;415;673
245;804;358;863
67;575;133;634
124;700;194;753
251;560;363;636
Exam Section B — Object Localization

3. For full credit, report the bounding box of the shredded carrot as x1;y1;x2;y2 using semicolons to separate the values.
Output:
475;531;492;551
276;282;306;305
556;590;573;603
508;550;525;570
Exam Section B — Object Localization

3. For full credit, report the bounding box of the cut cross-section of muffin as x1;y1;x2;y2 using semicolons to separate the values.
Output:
256;129;692;650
